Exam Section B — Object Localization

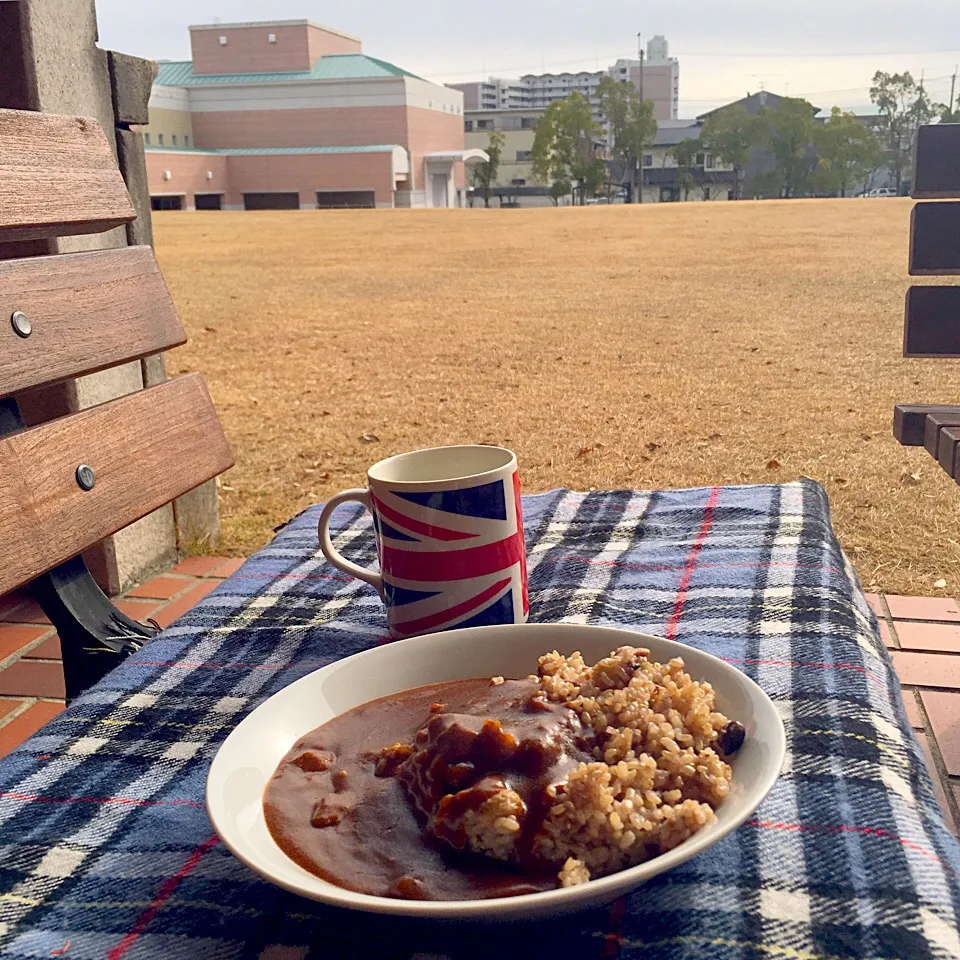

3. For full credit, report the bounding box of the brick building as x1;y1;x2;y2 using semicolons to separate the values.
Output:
144;20;485;210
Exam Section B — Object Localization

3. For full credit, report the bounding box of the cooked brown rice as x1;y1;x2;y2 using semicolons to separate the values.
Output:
457;646;733;886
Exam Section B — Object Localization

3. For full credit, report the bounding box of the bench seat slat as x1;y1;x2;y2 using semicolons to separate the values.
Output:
0;109;135;242
0;374;233;596
0;246;186;397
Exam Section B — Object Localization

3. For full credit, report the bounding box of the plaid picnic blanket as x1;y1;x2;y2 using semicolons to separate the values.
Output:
1;480;959;960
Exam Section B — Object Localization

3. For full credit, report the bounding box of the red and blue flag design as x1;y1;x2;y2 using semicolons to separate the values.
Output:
371;471;528;637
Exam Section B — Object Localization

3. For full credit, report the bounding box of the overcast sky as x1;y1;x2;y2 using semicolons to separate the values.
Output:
94;1;960;115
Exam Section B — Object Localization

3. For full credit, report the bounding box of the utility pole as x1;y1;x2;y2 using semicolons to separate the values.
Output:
637;31;644;204
950;66;958;117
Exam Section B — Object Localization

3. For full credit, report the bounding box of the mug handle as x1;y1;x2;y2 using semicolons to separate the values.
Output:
317;489;385;600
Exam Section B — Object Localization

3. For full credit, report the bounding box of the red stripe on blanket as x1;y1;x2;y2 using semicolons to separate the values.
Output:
107;834;220;959
666;486;720;641
747;818;957;877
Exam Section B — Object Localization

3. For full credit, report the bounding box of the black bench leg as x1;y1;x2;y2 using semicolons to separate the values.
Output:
31;558;159;702
1;396;159;703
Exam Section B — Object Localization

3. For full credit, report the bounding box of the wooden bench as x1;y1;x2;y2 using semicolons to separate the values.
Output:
0;107;233;700
893;122;960;479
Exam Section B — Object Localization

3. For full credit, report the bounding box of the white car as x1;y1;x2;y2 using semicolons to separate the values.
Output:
865;187;897;197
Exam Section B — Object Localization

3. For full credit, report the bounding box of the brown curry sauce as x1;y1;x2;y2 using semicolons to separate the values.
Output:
262;678;592;901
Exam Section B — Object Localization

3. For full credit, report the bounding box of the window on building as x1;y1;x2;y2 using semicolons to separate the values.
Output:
512;178;526;186
521;117;536;129
268;33;277;43
157;133;164;145
705;154;715;168
642;154;653;167
172;134;178;146
184;135;190;147
696;152;705;166
476;119;491;129
144;132;151;145
219;35;227;45
516;151;533;162
464;120;473;132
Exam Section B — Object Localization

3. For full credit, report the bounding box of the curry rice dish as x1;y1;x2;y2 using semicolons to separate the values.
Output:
263;645;745;900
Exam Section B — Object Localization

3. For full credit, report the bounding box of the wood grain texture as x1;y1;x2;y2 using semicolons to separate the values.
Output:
914;124;960;199
0;374;233;595
910;202;960;276
0;246;185;397
0;108;135;241
894;403;960;446
904;286;960;358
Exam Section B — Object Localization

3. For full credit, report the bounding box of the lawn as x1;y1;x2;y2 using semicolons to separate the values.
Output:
154;199;960;597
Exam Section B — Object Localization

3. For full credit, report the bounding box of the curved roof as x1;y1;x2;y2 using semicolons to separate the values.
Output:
154;54;422;87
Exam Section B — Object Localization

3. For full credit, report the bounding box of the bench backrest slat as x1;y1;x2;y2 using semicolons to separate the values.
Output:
909;202;960;276
913;124;960;199
0;108;135;242
0;374;233;596
0;246;186;397
903;286;960;358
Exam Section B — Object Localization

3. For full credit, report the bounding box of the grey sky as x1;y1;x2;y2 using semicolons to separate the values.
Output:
94;1;960;114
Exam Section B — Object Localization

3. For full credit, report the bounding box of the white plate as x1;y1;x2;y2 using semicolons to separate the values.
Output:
206;623;786;921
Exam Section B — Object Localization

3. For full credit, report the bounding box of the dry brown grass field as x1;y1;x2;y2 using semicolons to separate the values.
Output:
154;199;960;596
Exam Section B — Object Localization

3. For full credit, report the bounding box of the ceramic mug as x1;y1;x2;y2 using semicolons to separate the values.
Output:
317;446;528;638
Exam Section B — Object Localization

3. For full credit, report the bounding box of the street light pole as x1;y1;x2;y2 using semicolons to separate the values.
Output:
637;32;645;204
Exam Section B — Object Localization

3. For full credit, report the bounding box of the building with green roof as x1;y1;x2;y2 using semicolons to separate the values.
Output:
145;20;485;210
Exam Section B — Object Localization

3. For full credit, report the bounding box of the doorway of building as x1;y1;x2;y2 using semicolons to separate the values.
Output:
242;192;299;210
194;193;223;210
431;173;448;208
316;190;375;209
150;195;184;210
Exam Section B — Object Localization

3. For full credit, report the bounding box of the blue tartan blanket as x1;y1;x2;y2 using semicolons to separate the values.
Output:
1;480;959;960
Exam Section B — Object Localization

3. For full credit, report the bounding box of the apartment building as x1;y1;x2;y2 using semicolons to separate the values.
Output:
448;35;679;123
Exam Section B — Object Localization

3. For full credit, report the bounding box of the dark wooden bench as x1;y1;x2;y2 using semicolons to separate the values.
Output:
893;122;960;479
0;107;233;700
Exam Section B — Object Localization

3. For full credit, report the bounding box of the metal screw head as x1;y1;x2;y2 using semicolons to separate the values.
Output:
76;464;95;491
11;311;31;338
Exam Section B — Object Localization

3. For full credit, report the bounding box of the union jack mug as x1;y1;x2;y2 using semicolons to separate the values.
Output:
317;445;529;639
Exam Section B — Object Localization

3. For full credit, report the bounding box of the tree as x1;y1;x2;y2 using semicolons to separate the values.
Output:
939;90;960;123
758;97;818;198
469;130;505;208
597;76;658;204
532;92;606;206
812;107;880;197
549;178;571;206
870;71;937;193
671;137;700;201
699;104;764;200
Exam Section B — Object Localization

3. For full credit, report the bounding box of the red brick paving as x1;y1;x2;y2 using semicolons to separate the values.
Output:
0;557;242;756
0;624;51;662
902;689;925;729
0;598;50;625
1;572;960;830
886;595;960;623
894;621;960;654
23;635;62;661
126;575;196;600
0;701;64;758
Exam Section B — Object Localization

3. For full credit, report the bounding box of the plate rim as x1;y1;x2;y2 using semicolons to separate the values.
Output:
206;623;786;918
